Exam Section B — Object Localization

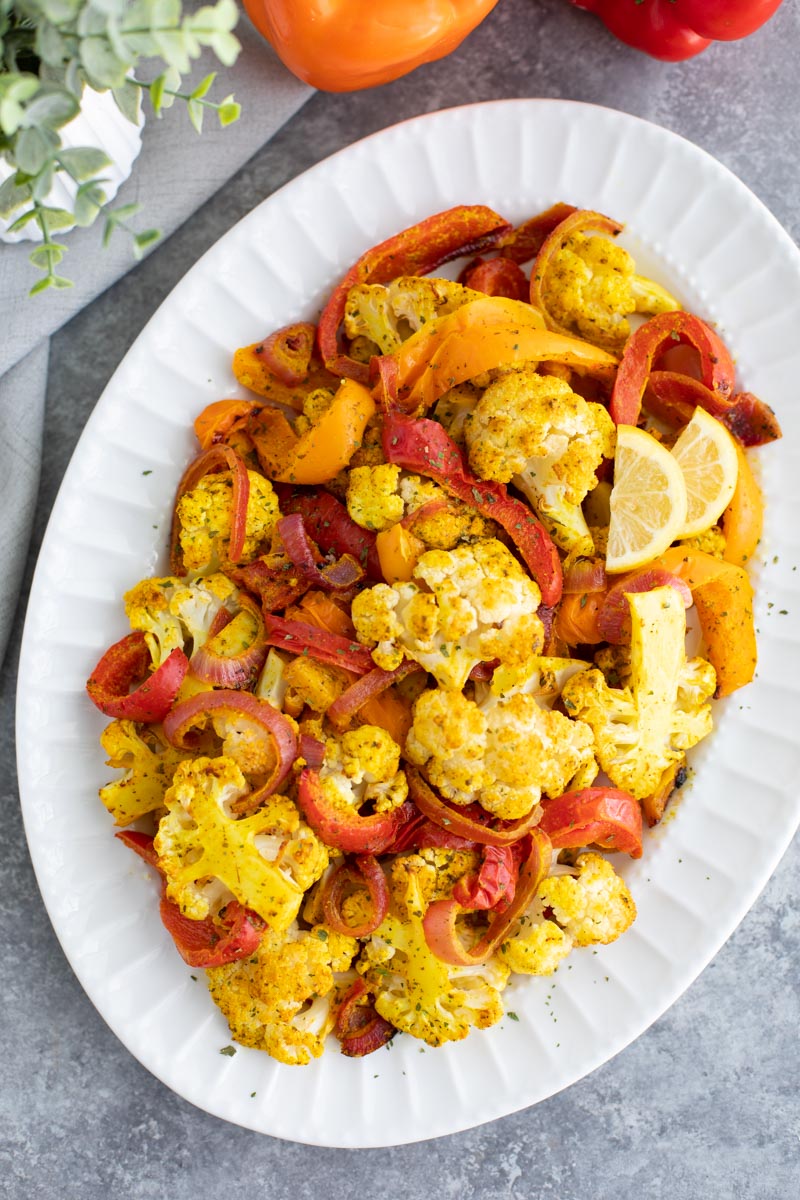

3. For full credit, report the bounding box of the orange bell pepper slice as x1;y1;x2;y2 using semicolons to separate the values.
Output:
244;0;501;93
554;591;606;646
233;340;340;412
248;379;376;485
649;546;756;697
394;323;618;415
194;399;262;450
375;523;425;583
722;443;764;568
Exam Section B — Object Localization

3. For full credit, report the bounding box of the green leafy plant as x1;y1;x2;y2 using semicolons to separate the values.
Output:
0;0;242;294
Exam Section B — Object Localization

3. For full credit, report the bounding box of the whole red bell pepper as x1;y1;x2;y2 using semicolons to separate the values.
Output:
570;1;784;62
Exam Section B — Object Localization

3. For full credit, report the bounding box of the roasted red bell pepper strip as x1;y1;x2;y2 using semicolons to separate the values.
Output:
422;829;552;965
276;513;364;591
170;444;250;574
570;0;783;62
461;257;528;300
263;615;377;674
538;787;643;858
116;831;265;967
86;633;188;722
227;556;312;613
496;202;578;264
644;372;782;447
279;489;383;580
452;844;518;913
317;205;512;384
334;978;395;1058
383;413;563;605
296;768;417;854
610;311;735;426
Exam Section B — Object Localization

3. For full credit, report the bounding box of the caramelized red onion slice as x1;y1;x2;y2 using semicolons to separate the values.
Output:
597;569;692;644
334;978;396;1057
298;733;325;770
406;767;542;848
562;557;607;595
277;513;364;591
190;595;268;688
169;444;250;573
163;688;297;799
422;828;552;966
326;659;423;732
258;322;316;386
321;855;389;938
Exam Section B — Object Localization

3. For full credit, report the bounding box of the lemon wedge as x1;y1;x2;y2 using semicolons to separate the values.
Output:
606;425;688;573
670;406;739;538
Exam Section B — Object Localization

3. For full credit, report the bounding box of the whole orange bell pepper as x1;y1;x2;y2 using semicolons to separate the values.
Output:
243;1;501;92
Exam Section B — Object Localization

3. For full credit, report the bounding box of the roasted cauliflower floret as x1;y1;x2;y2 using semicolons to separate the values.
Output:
562;587;716;799
207;923;358;1065
293;387;335;437
124;573;238;665
346;463;405;532
406;685;596;820
346;464;492;548
175;469;279;573
359;853;509;1047
98;719;189;826
464;368;616;557
681;525;727;559
352;538;545;689
500;915;573;976
344;275;481;356
154;756;328;926
320;725;408;814
542;230;678;351
538;853;636;946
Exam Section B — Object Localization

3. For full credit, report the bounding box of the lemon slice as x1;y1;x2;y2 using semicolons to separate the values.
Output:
606;425;688;573
670;406;739;538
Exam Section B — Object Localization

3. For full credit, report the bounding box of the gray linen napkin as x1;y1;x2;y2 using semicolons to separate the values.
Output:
0;20;311;664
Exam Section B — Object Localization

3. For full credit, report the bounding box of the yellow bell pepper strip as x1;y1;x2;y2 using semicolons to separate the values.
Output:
383;413;563;605
496;202;578;264
644;372;782;448
244;0;501;92
317;205;512;385
390;323;618;416
248;379;376;485
722;442;764;567
194;399;263;451
374;294;548;413
529;208;624;330
422;828;552;965
169;445;250;575
649;547;757;698
610;312;736;426
86;632;189;723
375;522;425;583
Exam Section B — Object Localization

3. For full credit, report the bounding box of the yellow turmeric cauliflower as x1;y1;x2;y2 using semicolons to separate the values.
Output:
352;538;545;689
538;853;637;946
359;853;509;1047
344;275;481;356
124;573;238;666
541;230;678;351
406;686;596;820
99;719;189;826
562;587;716;799
500;915;573;976
154;756;328;927
175;469;279;573
207;923;358;1065
346;464;492;548
320;725;408;815
464;368;616;557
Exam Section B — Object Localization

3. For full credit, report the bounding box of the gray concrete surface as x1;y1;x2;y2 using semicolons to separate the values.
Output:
3;0;799;1195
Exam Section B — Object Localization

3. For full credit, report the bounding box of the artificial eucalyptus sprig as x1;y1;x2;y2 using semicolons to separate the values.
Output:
0;0;242;294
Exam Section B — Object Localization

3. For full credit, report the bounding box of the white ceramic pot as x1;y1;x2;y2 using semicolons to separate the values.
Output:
0;85;144;243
